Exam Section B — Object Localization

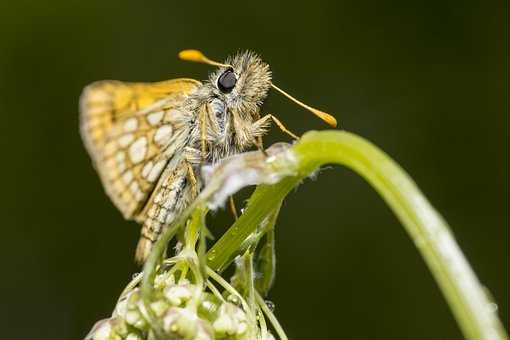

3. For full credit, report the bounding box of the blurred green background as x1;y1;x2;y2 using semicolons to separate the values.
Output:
1;0;508;339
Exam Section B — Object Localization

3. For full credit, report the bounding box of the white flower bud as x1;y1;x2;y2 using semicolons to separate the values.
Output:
114;299;128;317
154;272;175;290
164;284;193;306
113;318;131;338
126;333;143;340
90;320;112;340
150;300;169;317
213;302;248;336
162;307;199;337
195;320;215;340
124;310;146;330
88;260;285;339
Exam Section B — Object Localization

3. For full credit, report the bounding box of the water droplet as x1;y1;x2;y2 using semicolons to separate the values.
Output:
207;250;217;261
482;286;499;314
227;294;241;306
174;241;183;255
265;300;275;312
488;302;498;313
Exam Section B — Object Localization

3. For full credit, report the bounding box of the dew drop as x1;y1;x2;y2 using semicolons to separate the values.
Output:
207;250;217;261
488;302;498;313
482;286;499;314
227;294;241;306
265;300;275;312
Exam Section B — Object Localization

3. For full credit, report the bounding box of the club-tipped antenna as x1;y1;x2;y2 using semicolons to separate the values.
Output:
271;84;337;128
178;49;338;128
178;49;230;68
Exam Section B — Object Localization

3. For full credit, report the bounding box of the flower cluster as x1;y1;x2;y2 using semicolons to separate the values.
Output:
87;264;277;340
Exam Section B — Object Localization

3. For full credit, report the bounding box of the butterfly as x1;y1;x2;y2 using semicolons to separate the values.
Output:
80;49;336;264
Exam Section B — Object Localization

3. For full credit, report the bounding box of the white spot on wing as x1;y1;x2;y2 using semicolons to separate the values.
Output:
154;125;173;146
147;111;164;126
116;152;125;162
129;137;147;164
122;170;133;184
142;161;154;178
124;118;138;132
117;162;126;173
116;152;126;172
147;160;166;182
129;181;140;194
135;190;145;201
165;109;181;121
118;133;134;147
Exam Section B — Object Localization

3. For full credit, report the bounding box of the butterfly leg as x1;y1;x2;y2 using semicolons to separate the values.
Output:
199;105;208;160
229;196;239;220
253;111;265;149
250;115;270;155
254;114;300;140
268;114;300;140
186;162;199;198
253;137;268;156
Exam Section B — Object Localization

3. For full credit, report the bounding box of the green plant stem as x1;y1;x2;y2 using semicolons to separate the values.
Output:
140;209;190;338
255;291;288;340
207;185;296;273
208;130;508;340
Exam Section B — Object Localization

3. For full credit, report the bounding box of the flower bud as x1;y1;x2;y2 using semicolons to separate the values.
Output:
161;305;215;339
154;271;175;290
126;333;143;340
88;319;112;340
213;302;248;337
150;300;170;317
164;283;193;306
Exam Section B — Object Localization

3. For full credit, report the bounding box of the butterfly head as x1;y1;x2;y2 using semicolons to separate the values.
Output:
179;49;337;127
210;51;271;115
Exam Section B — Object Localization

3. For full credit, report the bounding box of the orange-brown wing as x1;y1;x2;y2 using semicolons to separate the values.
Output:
80;78;201;219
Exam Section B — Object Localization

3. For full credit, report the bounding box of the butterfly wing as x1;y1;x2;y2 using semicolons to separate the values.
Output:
134;159;195;263
80;78;201;219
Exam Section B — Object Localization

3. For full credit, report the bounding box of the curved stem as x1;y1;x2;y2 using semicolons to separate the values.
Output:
207;182;297;272
256;291;288;340
208;130;508;340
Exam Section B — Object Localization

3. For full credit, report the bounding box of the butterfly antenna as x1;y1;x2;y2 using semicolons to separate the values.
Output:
271;84;337;128
178;49;230;68
179;49;337;127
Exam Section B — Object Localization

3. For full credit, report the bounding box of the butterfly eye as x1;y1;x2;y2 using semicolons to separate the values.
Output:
217;69;237;93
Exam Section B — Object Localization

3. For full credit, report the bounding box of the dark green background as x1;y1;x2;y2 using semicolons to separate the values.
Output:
1;0;508;339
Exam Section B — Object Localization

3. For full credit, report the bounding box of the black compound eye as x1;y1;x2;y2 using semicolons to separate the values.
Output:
217;69;237;93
